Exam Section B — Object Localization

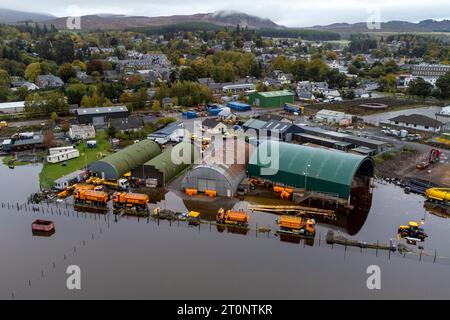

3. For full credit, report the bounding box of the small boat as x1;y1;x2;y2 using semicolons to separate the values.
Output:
32;220;55;233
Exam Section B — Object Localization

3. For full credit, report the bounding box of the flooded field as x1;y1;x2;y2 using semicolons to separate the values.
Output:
1;161;450;299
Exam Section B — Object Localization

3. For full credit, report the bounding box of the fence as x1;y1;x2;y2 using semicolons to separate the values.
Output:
3;199;450;299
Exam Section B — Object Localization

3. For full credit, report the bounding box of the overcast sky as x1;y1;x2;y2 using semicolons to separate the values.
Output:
2;0;449;27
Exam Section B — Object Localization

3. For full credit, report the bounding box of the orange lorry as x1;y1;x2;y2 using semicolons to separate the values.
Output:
112;192;149;210
74;189;109;207
217;208;250;226
278;215;316;236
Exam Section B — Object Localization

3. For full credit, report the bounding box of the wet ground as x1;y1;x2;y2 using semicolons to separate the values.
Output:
1;161;450;299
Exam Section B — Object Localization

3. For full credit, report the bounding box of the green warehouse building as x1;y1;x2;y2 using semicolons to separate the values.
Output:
247;141;375;201
248;90;295;108
89;140;161;180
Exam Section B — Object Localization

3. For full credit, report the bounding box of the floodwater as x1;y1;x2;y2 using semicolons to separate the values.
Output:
1;161;450;299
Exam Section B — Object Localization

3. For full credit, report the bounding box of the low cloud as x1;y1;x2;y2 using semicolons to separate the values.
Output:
1;0;449;27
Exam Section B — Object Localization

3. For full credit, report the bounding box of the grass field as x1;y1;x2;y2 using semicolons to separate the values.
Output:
39;131;112;188
1;156;29;167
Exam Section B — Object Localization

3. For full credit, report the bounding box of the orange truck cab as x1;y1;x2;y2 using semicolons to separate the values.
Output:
112;192;149;210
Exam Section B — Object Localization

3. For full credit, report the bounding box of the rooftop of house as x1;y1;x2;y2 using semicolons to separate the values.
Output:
389;114;443;127
202;118;225;129
110;117;143;131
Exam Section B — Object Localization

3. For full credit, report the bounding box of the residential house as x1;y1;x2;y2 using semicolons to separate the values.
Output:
69;124;96;140
36;75;64;89
388;114;443;132
110;117;143;133
202;118;228;135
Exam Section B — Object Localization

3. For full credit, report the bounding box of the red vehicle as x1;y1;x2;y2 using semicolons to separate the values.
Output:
32;220;55;232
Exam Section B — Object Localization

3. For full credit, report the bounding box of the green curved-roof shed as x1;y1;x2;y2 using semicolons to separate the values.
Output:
247;140;375;199
90;140;161;180
144;142;201;184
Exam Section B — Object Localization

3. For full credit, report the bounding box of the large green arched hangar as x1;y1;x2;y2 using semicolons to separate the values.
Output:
247;141;375;200
90;140;161;180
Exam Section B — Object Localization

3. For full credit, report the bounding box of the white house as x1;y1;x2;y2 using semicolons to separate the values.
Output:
388;114;443;132
69;124;96;140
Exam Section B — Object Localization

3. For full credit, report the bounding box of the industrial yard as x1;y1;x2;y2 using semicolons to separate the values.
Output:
1;160;450;299
0;101;450;299
0;5;450;302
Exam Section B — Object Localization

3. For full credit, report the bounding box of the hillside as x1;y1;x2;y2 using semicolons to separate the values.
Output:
41;11;282;30
0;8;54;23
310;19;450;33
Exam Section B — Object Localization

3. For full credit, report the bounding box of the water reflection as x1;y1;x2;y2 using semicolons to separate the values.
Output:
424;202;450;219
32;230;56;237
277;233;315;246
216;224;249;236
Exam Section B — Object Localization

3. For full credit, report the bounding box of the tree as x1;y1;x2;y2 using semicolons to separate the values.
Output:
25;92;68;117
407;78;433;98
50;112;59;124
43;130;55;148
58;63;76;82
80;95;91;107
105;125;117;139
151;100;161;112
24;62;41;82
436;72;450;99
0;69;10;87
179;67;198;82
66;83;87;105
87;60;104;75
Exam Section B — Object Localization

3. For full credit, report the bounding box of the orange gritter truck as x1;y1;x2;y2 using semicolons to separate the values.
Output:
216;208;250;227
112;192;149;211
74;189;109;207
277;215;316;237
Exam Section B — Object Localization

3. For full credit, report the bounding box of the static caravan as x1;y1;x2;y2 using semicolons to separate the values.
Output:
47;149;80;164
49;146;75;155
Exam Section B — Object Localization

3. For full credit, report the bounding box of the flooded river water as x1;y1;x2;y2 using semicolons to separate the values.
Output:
1;161;450;299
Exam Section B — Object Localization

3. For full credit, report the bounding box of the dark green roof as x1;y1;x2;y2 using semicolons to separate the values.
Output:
144;142;200;183
248;141;374;199
90;140;160;180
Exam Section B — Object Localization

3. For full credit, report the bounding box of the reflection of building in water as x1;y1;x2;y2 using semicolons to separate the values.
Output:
305;185;373;236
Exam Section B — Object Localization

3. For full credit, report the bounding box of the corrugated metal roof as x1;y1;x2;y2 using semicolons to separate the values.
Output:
90;140;160;179
257;90;294;98
243;118;267;130
144;142;200;183
76;106;128;116
248;140;374;199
